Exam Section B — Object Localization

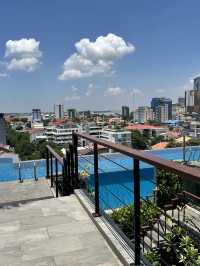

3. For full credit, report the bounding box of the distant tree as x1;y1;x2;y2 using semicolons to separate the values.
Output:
151;135;165;146
131;130;149;150
187;138;200;146
20;118;28;123
15;125;23;131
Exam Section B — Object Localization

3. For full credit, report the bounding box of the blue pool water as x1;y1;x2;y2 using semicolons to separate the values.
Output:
79;146;200;209
1;146;200;209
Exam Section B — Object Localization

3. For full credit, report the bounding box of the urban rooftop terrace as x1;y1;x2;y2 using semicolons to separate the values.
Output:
2;132;200;265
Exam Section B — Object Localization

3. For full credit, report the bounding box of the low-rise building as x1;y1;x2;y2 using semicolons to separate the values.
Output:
126;124;168;137
100;128;132;147
44;125;82;145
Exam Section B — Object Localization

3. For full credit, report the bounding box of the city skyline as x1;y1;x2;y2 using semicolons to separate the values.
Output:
1;0;200;112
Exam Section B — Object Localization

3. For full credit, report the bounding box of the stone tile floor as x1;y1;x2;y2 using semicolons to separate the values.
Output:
0;194;121;266
0;179;53;206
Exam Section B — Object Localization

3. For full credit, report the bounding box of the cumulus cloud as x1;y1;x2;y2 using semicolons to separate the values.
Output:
59;33;135;80
105;86;124;96
7;57;40;72
5;38;42;72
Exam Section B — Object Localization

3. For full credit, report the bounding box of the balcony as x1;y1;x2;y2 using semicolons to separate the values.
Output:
45;132;200;265
1;133;200;265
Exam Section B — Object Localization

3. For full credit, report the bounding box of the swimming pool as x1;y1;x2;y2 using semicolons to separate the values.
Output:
79;146;200;209
0;146;200;209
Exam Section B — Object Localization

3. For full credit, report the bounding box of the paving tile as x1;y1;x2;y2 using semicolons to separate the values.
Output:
0;193;121;266
0;245;22;265
0;221;20;234
21;214;75;230
47;220;96;238
4;256;56;266
22;235;83;261
54;245;120;266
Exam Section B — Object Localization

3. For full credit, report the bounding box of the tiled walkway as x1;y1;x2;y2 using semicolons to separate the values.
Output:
0;179;53;206
0;194;121;266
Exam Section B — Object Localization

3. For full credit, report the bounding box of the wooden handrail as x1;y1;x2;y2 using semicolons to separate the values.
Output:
76;132;200;183
46;145;64;165
184;191;200;201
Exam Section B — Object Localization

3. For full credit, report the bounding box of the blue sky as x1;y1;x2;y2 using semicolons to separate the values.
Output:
0;0;200;112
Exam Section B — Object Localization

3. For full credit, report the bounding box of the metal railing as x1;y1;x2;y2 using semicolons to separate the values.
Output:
14;159;46;182
46;145;74;197
71;132;200;266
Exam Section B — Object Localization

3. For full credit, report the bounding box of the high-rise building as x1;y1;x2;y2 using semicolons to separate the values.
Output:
193;76;200;91
0;113;7;145
68;109;77;120
178;97;185;107
54;104;64;119
134;106;154;123
185;90;200;113
151;98;172;120
32;109;42;122
172;104;185;120
155;104;168;122
185;76;200;114
122;106;129;120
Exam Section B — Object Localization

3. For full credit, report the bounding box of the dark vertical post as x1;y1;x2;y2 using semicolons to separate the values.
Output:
69;144;75;188
46;147;49;179
67;150;73;193
93;143;100;217
19;163;23;183
55;158;58;197
134;158;140;266
183;134;186;163
34;161;38;181
50;153;53;187
73;133;79;188
62;164;65;196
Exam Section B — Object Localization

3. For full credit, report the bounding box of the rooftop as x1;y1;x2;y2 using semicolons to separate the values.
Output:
126;124;166;130
0;180;121;266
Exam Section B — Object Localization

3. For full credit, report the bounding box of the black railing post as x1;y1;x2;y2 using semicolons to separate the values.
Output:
50;153;53;187
69;144;75;188
46;147;49;179
62;163;65;196
134;158;141;266
18;163;23;183
55;158;58;197
93;143;100;217
34;161;38;181
72;133;79;188
67;150;73;194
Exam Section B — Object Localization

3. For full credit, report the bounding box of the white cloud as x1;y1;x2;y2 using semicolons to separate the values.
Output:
5;38;42;72
59;33;135;80
130;88;143;96
7;57;40;72
85;83;95;96
0;73;8;78
105;86;124;96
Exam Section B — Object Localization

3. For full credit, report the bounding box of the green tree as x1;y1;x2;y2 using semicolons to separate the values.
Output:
131;130;149;150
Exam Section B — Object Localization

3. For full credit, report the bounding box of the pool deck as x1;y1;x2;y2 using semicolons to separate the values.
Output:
0;178;53;207
0;181;121;266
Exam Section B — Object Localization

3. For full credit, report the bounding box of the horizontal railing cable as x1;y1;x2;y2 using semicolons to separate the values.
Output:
79;155;106;173
99;153;131;171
